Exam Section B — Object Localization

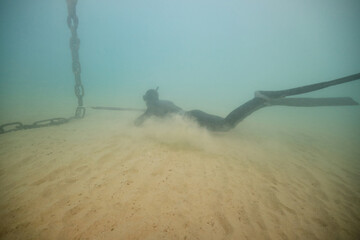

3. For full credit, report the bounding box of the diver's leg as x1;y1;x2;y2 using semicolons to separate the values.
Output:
223;97;267;130
185;110;227;131
258;73;360;99
191;73;360;131
223;96;359;130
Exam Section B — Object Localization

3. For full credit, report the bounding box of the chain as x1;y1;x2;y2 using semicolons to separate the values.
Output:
0;118;69;134
0;0;86;135
67;0;85;118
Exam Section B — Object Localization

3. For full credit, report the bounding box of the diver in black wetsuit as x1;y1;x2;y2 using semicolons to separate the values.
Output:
134;73;360;131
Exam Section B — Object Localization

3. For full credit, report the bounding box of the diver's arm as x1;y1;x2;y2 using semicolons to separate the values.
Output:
134;111;150;126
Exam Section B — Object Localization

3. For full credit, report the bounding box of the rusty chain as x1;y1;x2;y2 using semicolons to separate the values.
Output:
0;118;70;134
0;0;85;135
67;0;85;118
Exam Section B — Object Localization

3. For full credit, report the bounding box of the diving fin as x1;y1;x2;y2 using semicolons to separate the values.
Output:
268;97;359;107
258;73;360;98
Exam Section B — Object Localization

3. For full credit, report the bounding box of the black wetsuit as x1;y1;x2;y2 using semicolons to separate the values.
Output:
135;73;360;131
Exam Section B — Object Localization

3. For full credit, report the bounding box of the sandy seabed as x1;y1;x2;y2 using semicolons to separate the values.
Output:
0;111;359;240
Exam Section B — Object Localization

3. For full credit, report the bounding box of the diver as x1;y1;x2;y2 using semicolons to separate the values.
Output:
134;73;360;131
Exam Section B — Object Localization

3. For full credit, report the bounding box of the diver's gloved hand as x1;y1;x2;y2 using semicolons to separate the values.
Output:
134;113;148;126
134;117;143;126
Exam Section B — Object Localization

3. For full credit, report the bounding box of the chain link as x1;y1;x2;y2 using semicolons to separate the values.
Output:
0;122;24;134
75;106;86;118
67;0;78;30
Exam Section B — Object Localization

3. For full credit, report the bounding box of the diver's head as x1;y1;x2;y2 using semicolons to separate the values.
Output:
143;87;159;103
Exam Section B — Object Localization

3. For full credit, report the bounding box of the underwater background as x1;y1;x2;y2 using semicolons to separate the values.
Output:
1;0;360;123
0;0;360;239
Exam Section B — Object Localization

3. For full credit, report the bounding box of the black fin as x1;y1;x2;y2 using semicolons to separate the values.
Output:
259;73;360;98
268;97;359;107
